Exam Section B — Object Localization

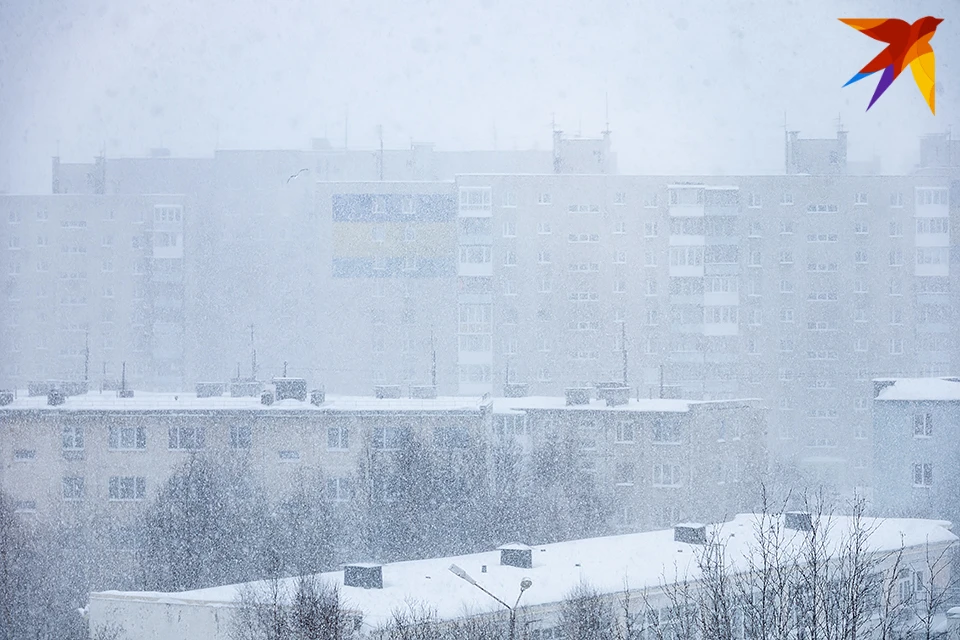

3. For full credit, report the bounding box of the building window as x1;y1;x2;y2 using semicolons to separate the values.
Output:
403;225;417;243
459;187;492;210
537;250;551;264
890;192;904;207
109;425;146;450
912;463;933;487
653;464;682;487
168;426;205;450
62;425;84;451
913;413;933;438
537;192;551;205
779;308;794;323
748;193;761;208
644;221;658;237
652;419;680;443
230;424;252;449
62;477;84;501
748;221;762;237
889;308;903;325
888;250;903;267
502;221;517;237
778;251;793;265
327;477;353;502
538;277;551;293
536;367;551;382
401;196;416;215
613;279;626;293
613;250;626;264
854;338;869;352
502;250;517;267
644;250;658;267
14;449;36;461
616;421;636;443
434;425;470;449
278;450;300;460
109;476;146;501
888;221;903;237
613;221;626;234
780;192;794;206
779;220;794;234
537;222;551;235
854;192;868;205
854;250;868;264
14;501;37;513
372;426;407;450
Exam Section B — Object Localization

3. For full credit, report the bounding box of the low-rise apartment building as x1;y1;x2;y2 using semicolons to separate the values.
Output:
872;377;960;528
87;513;959;640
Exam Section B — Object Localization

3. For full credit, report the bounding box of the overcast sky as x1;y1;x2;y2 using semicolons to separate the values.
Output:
1;0;957;193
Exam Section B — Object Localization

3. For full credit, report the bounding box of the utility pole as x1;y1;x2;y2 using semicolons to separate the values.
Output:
283;361;288;377
430;328;437;387
84;330;90;383
659;364;664;399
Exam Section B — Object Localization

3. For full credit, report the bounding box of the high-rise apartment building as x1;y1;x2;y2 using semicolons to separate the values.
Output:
0;194;187;389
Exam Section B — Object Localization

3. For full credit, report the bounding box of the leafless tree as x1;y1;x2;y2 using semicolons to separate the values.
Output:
232;574;357;640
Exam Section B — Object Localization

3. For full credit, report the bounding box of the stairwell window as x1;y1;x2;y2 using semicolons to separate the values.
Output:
913;413;933;438
912;463;933;487
62;425;84;451
168;426;205;450
110;426;146;450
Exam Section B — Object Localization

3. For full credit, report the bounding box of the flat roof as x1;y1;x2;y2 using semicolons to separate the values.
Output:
89;514;957;628
492;396;757;414
875;377;960;402
0;391;492;414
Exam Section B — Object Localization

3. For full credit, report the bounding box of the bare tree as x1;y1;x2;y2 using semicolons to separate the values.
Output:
232;574;358;640
558;582;616;640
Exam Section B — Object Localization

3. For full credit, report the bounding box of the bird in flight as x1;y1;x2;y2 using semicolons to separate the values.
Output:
840;16;943;114
286;168;309;184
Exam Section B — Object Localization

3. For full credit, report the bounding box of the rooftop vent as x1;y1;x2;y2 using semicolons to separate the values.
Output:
0;390;13;406
118;389;135;398
274;377;307;402
597;383;630;407
28;380;88;397
375;385;402;399
343;564;383;589
503;383;529;398
674;523;707;545
231;379;263;397
261;390;274;406
47;389;65;406
498;543;533;569
310;388;326;406
196;382;225;398
565;388;592;406
410;385;437;400
785;511;813;532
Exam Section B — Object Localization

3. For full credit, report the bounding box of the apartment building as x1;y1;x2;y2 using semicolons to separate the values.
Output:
0;387;494;524
0;194;187;390
872;377;960;527
494;391;766;532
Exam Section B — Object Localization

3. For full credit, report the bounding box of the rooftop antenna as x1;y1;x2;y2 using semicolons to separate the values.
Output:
84;330;90;383
603;92;611;136
837;113;845;133
249;324;257;380
431;328;437;387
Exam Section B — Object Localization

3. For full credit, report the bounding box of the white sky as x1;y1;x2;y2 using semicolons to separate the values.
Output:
1;0;958;192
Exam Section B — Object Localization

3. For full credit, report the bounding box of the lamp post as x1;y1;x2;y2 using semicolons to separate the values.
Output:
449;564;532;640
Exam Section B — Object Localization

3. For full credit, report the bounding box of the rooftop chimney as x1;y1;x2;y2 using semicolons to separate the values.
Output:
565;388;591;406
274;377;307;401
375;385;402;399
310;388;325;406
498;543;533;569
196;382;226;398
785;511;813;532
261;390;274;406
410;385;437;400
674;523;707;545
503;383;529;398
597;382;630;406
47;389;65;406
343;564;382;589
0;391;13;406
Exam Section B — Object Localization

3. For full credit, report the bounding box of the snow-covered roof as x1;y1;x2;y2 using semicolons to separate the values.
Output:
89;514;956;628
874;377;960;402
492;396;757;414
0;391;491;414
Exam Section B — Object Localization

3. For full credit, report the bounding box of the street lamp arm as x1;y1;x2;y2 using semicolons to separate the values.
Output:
474;583;513;611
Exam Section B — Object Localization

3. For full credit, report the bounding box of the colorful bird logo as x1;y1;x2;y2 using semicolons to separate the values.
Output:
840;16;943;114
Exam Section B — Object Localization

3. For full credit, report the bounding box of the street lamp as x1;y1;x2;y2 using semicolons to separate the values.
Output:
449;564;532;640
